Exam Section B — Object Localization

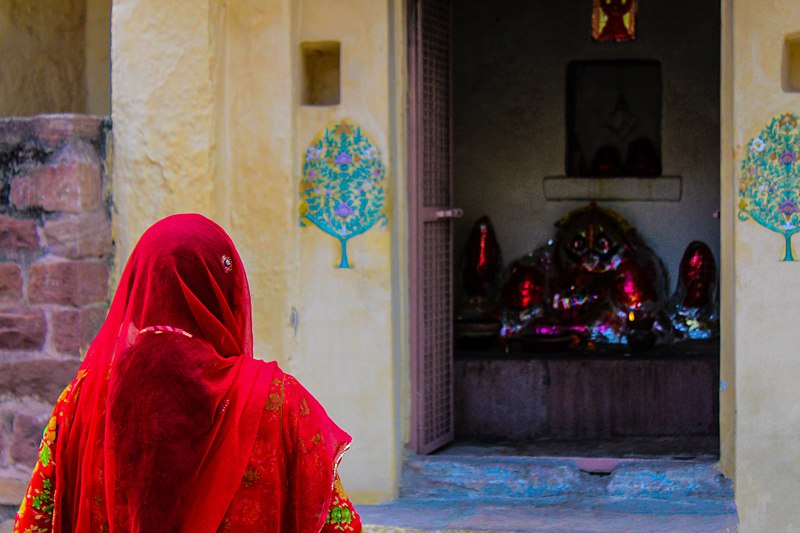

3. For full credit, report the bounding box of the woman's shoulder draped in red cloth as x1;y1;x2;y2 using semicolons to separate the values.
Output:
14;213;355;532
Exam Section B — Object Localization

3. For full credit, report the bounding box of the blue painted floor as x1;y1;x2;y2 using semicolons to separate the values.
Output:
358;442;737;532
359;496;737;532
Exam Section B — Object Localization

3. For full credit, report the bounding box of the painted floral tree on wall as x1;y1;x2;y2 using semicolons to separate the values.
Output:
739;113;800;261
299;120;387;268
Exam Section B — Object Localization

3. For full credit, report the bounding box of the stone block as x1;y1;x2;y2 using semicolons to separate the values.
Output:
32;114;105;146
0;478;27;506
0;408;12;438
0;421;6;467
607;461;734;498
28;260;109;306
0;517;14;533
51;305;106;355
0;358;80;400
0;119;28;147
0;215;38;254
0;309;46;351
9;413;47;465
0;265;22;305
44;211;112;259
9;141;102;213
401;455;583;499
0;115;104;163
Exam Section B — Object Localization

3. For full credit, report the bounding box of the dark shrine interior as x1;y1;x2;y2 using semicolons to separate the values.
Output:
448;0;721;459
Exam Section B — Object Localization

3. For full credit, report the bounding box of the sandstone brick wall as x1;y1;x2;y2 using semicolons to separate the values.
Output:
0;115;111;513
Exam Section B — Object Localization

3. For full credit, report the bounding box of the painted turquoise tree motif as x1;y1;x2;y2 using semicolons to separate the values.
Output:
739;113;800;261
299;120;388;268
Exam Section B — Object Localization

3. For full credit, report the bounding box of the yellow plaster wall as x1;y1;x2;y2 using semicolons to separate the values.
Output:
292;0;398;503
0;0;87;116
209;0;295;366
718;0;735;480
113;0;401;502
112;0;216;258
732;0;800;529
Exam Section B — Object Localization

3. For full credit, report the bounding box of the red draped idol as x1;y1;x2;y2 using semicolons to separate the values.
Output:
15;214;361;532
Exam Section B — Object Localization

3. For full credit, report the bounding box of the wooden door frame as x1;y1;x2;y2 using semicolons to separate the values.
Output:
404;0;734;469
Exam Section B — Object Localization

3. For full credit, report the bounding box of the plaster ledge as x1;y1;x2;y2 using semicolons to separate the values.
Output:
543;176;682;202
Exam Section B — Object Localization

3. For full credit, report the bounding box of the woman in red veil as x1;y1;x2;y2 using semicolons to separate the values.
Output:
14;214;361;532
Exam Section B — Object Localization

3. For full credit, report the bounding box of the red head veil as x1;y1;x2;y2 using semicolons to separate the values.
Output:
53;214;277;532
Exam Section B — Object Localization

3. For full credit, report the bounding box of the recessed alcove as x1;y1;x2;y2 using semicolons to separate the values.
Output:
301;41;341;106
567;60;662;177
783;33;800;93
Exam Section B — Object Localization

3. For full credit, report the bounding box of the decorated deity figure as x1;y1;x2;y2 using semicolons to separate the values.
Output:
669;241;719;340
499;203;670;347
551;203;668;343
591;145;623;177
460;216;503;299
592;0;638;43
455;216;504;347
498;247;552;340
625;137;661;177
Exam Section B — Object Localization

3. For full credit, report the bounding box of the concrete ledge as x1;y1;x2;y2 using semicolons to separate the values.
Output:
543;176;682;202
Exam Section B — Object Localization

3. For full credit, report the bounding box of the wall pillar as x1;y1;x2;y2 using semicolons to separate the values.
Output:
730;0;800;529
112;0;403;502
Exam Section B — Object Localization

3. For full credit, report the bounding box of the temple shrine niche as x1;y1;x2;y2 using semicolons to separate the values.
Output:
448;0;720;450
567;60;662;178
453;206;720;443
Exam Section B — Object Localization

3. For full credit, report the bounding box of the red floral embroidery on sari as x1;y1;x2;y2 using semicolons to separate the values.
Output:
220;373;362;532
14;371;87;533
15;369;361;533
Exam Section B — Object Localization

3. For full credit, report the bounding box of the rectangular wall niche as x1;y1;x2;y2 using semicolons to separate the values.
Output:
567;59;662;177
784;33;800;93
301;41;341;106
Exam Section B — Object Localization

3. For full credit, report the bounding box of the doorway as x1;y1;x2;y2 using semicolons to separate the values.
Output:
409;0;722;459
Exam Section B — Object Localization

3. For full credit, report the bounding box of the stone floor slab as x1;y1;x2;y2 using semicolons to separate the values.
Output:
360;497;738;533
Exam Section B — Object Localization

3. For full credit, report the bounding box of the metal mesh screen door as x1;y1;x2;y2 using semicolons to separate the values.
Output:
408;0;459;454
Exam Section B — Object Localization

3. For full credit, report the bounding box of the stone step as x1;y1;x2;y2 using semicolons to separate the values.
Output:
359;496;738;533
400;454;733;501
372;452;737;531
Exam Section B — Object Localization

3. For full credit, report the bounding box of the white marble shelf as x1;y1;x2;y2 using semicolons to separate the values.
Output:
543;176;682;202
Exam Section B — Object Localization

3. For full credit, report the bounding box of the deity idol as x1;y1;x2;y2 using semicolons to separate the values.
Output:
668;241;719;340
592;0;638;43
500;203;670;348
456;216;503;347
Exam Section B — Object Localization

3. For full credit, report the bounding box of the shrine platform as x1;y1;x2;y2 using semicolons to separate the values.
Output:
455;339;720;441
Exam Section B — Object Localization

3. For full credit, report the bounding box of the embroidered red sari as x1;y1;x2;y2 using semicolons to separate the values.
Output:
14;214;361;532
